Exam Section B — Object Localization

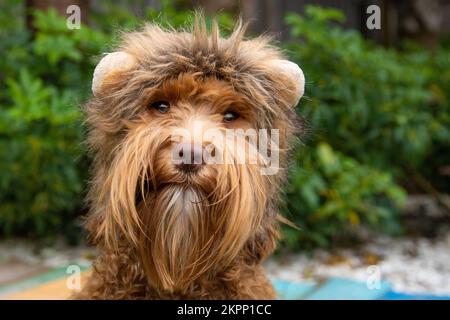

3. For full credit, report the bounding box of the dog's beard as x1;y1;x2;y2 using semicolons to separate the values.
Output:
98;123;268;292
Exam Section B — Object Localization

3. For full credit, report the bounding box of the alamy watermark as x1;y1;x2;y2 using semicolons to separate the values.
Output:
366;5;381;30
66;264;81;291
169;122;280;176
65;4;382;31
366;265;382;290
66;5;81;30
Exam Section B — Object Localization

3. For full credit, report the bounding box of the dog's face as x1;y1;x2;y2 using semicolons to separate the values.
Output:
86;21;304;292
135;73;259;190
105;73;270;291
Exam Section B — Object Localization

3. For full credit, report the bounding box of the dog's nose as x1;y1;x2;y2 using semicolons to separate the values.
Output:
173;142;205;172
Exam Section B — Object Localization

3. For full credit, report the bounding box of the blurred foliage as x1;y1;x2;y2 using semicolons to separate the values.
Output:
0;1;109;241
283;142;405;250
285;6;449;172
0;2;448;249
281;6;449;249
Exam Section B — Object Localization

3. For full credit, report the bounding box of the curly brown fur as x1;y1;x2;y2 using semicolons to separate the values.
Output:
75;16;301;300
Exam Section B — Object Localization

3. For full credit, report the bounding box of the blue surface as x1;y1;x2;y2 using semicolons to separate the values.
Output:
273;277;450;300
273;277;392;300
305;277;391;300
380;291;450;300
272;279;316;300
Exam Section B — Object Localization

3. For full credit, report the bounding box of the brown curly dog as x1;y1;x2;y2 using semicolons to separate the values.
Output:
75;15;305;300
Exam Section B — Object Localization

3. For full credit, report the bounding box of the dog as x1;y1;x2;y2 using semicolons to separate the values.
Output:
75;16;304;299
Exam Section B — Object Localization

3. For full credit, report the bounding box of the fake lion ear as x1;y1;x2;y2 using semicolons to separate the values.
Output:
270;60;305;108
92;52;136;96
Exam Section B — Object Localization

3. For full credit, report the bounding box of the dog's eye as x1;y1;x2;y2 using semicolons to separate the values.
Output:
149;101;170;113
223;111;240;122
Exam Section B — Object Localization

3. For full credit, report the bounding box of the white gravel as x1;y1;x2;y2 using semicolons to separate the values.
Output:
1;233;450;295
265;232;450;295
0;239;94;269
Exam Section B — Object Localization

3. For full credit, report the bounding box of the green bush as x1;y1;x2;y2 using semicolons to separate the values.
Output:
285;6;446;172
415;44;450;191
282;143;405;250
0;4;109;240
280;6;449;249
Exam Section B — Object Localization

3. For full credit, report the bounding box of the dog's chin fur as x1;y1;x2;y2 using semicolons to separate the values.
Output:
139;179;264;293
